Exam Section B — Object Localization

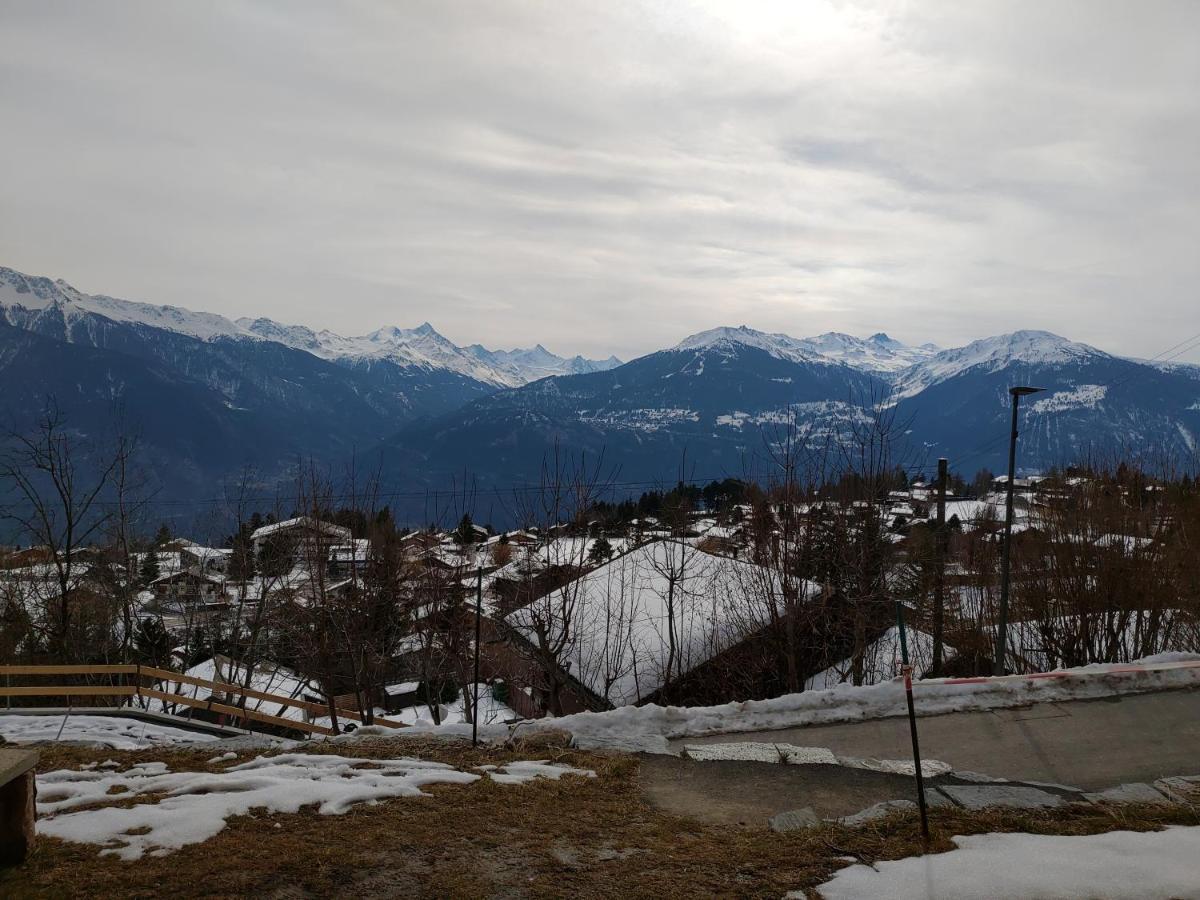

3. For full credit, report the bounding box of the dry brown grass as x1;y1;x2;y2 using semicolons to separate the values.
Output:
3;736;1198;899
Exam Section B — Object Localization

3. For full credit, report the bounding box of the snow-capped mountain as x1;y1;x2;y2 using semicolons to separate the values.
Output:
465;344;623;382
673;325;935;373
800;331;936;372
4;262;1199;520
0;266;248;341
673;325;833;365
0;266;620;389
893;330;1106;398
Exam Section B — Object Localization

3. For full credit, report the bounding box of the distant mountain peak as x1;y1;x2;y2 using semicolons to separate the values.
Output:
893;329;1109;398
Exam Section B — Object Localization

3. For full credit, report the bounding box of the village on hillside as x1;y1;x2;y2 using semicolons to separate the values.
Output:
3;465;1196;735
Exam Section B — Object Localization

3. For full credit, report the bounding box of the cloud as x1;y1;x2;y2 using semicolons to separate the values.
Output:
1;0;1197;361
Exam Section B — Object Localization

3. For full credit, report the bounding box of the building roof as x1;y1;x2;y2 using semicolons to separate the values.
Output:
250;517;352;542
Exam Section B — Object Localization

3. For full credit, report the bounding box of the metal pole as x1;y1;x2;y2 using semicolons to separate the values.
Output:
994;393;1022;676
472;567;482;746
932;458;948;676
903;664;931;844
895;601;929;843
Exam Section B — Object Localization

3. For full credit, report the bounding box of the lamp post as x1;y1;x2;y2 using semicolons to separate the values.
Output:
994;386;1045;676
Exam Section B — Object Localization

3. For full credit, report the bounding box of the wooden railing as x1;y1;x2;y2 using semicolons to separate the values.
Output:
0;664;406;737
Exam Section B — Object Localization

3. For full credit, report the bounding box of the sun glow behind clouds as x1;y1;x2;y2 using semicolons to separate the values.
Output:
0;1;1197;362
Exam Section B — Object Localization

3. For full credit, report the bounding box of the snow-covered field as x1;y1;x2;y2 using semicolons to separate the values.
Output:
0;714;220;749
36;753;595;860
812;826;1200;900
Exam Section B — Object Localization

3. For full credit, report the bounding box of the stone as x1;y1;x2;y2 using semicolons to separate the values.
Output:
769;807;820;832
939;784;1066;810
952;771;1009;784
835;799;916;826
838;756;953;778
1084;783;1172;805
684;743;838;765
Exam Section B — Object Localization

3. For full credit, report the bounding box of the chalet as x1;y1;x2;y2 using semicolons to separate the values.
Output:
328;539;371;579
251;517;353;571
166;539;232;575
151;568;228;606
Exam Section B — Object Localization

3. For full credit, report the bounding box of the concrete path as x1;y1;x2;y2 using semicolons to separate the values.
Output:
670;688;1200;791
636;689;1200;827
637;757;950;825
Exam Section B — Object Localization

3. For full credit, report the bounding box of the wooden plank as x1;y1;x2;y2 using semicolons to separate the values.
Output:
139;665;405;728
0;685;138;697
138;688;336;736
0;664;405;731
0;665;138;676
137;665;331;716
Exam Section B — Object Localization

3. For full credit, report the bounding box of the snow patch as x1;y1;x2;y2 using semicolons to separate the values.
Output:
1030;383;1108;413
813;826;1200;900
35;753;586;859
0;714;220;749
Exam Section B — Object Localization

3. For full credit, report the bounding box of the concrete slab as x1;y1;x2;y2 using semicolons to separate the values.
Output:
830;789;956;826
684;743;838;765
637;755;951;825
939;784;1066;810
1084;782;1173;805
672;689;1200;791
839;756;953;778
769;808;819;831
836;799;915;825
0;749;39;785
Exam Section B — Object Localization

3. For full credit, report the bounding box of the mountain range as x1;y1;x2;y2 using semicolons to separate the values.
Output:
2;264;1198;527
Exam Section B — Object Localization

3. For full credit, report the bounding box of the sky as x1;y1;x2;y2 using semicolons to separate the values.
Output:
2;1;1198;362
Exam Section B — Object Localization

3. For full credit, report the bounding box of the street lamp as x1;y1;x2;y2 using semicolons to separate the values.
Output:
994;386;1045;676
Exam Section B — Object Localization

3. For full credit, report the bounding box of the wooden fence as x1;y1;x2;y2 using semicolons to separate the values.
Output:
0;664;406;737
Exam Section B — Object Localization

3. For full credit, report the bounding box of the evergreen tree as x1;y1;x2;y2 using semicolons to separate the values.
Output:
139;548;161;586
587;536;614;565
153;523;173;547
454;513;478;546
133;616;173;668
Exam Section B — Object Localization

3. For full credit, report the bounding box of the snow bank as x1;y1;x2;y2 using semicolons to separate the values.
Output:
540;655;1200;753
813;826;1200;899
0;714;220;749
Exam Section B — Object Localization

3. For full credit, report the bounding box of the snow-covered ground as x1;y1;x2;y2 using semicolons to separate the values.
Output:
805;625;953;690
37;753;595;860
812;826;1200;900
0;714;220;749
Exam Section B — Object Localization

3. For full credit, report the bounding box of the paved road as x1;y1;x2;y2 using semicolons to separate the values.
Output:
670;688;1200;791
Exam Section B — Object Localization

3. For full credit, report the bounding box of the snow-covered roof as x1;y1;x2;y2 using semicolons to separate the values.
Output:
251;517;352;542
507;540;811;707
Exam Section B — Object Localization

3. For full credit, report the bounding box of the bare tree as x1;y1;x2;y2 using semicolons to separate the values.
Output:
0;400;129;661
504;442;613;715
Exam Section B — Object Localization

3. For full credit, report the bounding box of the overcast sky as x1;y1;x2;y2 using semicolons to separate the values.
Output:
2;1;1198;361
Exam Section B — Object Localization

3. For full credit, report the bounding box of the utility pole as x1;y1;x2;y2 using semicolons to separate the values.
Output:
472;567;483;746
931;458;948;677
994;387;1044;676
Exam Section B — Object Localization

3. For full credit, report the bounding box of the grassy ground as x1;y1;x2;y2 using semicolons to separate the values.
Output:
4;735;1199;899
